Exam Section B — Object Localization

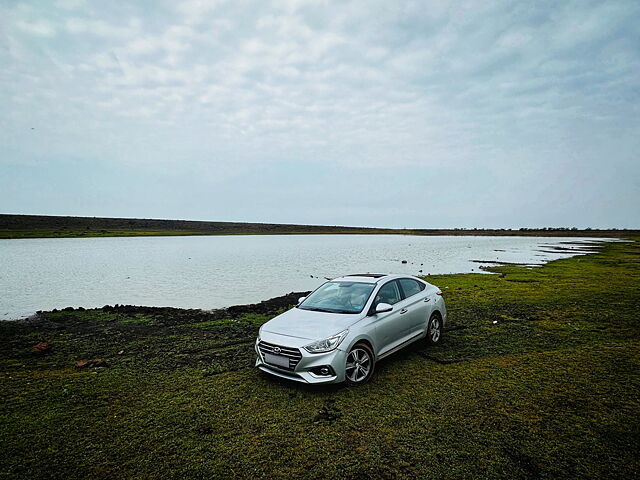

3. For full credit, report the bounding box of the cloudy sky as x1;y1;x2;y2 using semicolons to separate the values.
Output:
1;0;638;228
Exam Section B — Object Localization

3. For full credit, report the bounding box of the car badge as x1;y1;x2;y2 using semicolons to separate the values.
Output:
273;347;281;354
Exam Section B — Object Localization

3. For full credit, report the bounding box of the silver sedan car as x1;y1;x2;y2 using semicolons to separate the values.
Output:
255;273;446;386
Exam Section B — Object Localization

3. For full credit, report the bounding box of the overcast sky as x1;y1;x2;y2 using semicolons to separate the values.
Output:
1;0;638;228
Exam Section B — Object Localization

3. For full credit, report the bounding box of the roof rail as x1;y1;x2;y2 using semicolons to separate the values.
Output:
343;273;388;278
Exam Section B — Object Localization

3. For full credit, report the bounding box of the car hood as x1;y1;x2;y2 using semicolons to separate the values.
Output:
261;307;362;341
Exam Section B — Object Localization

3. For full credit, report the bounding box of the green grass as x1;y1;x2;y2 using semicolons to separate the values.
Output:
0;229;210;238
2;214;635;239
0;229;401;239
1;239;639;479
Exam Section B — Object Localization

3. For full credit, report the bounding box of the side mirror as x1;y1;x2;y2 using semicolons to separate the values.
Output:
298;296;307;305
375;303;393;314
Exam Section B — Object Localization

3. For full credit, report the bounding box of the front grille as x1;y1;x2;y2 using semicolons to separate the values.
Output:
258;341;303;371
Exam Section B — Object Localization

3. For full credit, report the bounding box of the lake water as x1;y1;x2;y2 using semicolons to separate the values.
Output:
0;235;607;320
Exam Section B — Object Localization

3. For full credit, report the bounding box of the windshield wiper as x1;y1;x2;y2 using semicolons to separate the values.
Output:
300;306;356;314
299;306;335;313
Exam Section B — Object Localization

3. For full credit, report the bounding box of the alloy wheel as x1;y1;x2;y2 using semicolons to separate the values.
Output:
429;317;441;343
345;347;371;383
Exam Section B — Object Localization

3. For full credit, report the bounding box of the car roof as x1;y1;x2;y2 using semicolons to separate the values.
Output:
332;273;422;284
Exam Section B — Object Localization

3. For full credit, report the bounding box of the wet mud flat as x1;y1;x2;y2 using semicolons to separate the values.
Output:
5;291;310;377
471;239;610;268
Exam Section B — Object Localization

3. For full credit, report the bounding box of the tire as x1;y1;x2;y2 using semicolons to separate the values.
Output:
344;343;375;386
426;313;443;345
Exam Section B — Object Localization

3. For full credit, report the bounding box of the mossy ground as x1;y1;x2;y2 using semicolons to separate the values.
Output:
1;240;639;479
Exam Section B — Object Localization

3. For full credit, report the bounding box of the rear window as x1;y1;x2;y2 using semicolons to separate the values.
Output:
399;279;424;298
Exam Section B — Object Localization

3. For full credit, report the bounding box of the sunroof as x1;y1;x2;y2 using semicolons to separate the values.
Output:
344;273;387;278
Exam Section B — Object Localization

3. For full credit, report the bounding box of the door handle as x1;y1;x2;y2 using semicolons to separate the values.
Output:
424;298;431;302
400;308;408;314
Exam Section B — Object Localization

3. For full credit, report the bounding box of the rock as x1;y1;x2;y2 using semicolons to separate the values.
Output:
401;260;408;264
75;359;109;368
313;401;342;423
32;342;52;354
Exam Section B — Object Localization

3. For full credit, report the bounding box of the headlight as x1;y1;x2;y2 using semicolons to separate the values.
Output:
304;330;348;354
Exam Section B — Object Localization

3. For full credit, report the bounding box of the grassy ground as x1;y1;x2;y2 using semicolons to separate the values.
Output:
1;239;639;479
1;229;393;239
0;214;399;239
1;229;214;239
2;214;636;239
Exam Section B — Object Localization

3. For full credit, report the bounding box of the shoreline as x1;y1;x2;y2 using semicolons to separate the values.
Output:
1;213;637;239
2;229;635;240
19;290;311;327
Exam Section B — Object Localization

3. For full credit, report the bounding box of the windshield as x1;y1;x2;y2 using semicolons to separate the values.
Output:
298;281;375;314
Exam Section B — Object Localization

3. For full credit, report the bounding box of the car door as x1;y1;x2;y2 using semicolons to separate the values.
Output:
398;278;431;336
372;280;415;357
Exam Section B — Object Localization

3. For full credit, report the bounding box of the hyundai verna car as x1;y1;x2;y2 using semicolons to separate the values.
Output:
255;274;446;386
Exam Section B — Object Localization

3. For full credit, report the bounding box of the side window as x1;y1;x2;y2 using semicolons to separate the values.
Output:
399;279;424;299
375;281;401;305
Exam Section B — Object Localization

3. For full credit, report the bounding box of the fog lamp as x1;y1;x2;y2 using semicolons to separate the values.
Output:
310;365;334;377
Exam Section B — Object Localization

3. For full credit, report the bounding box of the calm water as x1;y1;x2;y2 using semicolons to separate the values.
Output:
0;235;607;320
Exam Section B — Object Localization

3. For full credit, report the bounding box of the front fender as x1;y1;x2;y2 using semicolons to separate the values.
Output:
340;333;377;359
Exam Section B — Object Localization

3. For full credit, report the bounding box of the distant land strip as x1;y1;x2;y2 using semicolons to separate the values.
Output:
0;214;637;239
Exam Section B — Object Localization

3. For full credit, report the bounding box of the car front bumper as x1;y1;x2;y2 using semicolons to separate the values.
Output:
255;336;347;384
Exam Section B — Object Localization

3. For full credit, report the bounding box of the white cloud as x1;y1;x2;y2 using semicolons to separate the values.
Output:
174;0;229;24
14;19;56;36
64;17;139;37
55;0;86;10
